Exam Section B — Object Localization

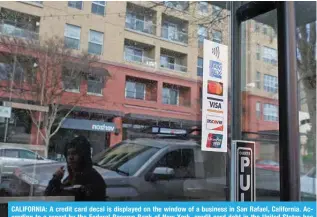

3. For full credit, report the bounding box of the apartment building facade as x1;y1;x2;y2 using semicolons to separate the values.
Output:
0;1;230;157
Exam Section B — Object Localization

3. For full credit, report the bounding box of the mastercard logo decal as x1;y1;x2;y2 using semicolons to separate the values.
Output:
207;81;223;96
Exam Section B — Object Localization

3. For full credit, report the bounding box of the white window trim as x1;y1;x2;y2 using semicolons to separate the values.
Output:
63;75;80;93
125;81;146;100
68;1;83;10
163;87;179;105
92;1;106;15
88;30;104;55
64;24;81;49
87;75;103;95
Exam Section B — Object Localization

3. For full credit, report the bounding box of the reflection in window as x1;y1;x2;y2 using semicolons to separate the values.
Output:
4;149;19;158
125;81;145;100
198;2;208;14
68;1;82;10
163;87;179;105
92;1;106;16
88;30;103;55
263;46;277;65
263;104;278;122
212;30;222;43
64;24;81;49
87;75;103;95
19;150;36;159
62;67;80;92
264;74;278;93
256;71;261;89
197;57;203;76
256;44;261;60
198;25;207;44
212;5;221;17
256;102;261;119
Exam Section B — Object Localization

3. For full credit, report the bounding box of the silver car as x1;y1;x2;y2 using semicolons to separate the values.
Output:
2;137;227;200
0;146;55;177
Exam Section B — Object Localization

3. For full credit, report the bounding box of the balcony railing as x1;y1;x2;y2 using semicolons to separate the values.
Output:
160;61;187;72
161;27;188;44
0;23;39;40
125;17;156;35
124;52;156;68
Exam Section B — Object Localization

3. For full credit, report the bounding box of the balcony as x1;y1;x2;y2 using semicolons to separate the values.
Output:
124;39;156;68
0;9;40;41
161;15;188;44
161;27;188;44
160;48;187;73
125;3;156;36
160;61;187;72
125;14;156;35
0;23;39;41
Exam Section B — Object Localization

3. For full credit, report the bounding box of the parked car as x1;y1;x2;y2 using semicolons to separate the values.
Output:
0;133;228;200
256;159;279;171
0;146;55;177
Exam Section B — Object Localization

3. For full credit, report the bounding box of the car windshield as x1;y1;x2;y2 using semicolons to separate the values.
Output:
96;142;160;176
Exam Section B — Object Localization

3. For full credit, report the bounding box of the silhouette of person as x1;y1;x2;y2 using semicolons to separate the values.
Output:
45;136;106;201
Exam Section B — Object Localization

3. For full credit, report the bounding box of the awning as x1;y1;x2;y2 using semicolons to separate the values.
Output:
63;62;110;77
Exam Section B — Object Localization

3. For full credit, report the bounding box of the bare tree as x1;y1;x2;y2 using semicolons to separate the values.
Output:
0;36;110;157
296;22;316;167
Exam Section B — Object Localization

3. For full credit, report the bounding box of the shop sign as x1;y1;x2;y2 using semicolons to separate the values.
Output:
0;106;11;118
61;118;116;132
230;140;256;201
201;40;228;152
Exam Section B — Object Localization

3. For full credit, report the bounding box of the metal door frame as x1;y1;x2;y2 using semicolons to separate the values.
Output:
230;1;300;201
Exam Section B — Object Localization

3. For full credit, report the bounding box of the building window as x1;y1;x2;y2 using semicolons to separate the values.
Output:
125;81;145;100
198;2;208;14
256;44;261;60
64;24;81;49
160;55;175;70
88;30;103;55
197;57;203;76
163;87;179;105
263;104;279;122
212;30;222;43
62;68;81;92
87;75;103;95
264;74;278;93
263;26;268;35
125;12;154;35
212;5;221;17
256;71;261;89
263;46;277;65
92;1;106;16
198;25;207;44
256;102;261;119
125;46;143;63
68;1;82;10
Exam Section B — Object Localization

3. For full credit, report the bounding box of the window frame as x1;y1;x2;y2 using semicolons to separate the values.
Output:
264;74;278;93
256;102;261;119
162;86;179;105
125;80;146;100
197;57;203;76
256;71;261;89
62;67;81;93
64;24;81;50
263;103;279;122
88;29;104;55
91;1;106;16
68;1;83;10
87;75;103;95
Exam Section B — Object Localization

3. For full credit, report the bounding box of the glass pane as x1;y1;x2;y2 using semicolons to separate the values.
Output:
0;1;231;203
295;2;316;201
241;10;280;201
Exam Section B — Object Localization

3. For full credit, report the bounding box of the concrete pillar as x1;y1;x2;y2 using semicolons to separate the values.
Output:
110;117;122;146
